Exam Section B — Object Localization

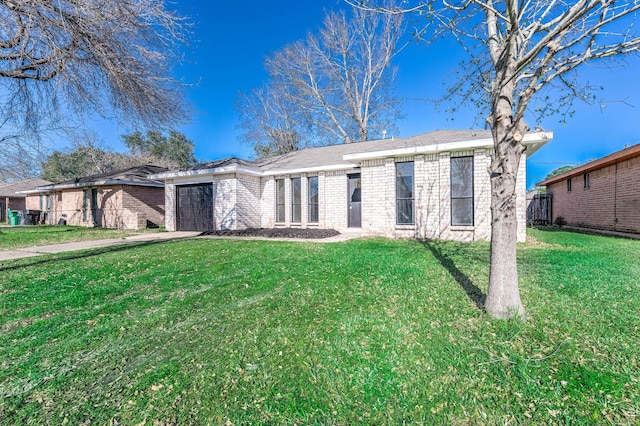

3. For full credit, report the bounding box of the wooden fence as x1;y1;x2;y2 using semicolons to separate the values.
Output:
527;193;552;225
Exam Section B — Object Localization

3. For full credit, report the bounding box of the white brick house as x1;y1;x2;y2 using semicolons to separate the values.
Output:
151;130;552;242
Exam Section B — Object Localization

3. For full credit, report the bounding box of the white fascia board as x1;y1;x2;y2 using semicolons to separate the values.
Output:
342;138;494;162
523;131;553;157
263;163;358;176
150;165;262;180
342;131;553;162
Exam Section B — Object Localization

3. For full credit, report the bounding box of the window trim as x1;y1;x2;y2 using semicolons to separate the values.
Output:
395;161;415;225
308;176;319;223
583;173;590;189
450;156;474;227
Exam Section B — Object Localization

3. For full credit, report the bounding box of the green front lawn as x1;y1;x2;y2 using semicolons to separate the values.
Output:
0;229;638;424
0;225;162;250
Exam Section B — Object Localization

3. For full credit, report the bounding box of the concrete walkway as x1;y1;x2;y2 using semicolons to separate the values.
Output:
0;230;367;262
0;231;201;261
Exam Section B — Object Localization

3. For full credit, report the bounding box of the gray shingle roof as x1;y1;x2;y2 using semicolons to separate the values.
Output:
189;158;256;171
255;130;493;172
32;165;169;192
151;129;551;179
0;178;52;197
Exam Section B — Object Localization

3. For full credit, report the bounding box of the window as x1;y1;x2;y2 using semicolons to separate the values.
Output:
275;179;285;222
82;189;89;222
584;173;590;189
567;178;572;192
291;177;301;223
308;176;319;223
396;161;414;225
451;156;474;226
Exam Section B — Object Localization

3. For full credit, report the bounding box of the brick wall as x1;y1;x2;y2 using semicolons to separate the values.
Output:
212;174;237;230
548;155;640;234
164;181;176;231
236;175;261;229
260;178;275;228
40;188;96;226
122;185;165;228
323;170;349;230
26;185;164;229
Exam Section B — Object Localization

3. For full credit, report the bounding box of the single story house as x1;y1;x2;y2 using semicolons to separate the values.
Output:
23;165;168;229
151;129;552;242
537;143;640;234
0;178;51;222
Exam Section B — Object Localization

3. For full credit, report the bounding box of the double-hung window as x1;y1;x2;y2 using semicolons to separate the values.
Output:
451;156;474;226
291;177;302;223
308;176;319;223
275;179;285;222
396;162;414;225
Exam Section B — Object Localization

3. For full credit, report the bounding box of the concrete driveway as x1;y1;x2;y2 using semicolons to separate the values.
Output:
0;231;201;261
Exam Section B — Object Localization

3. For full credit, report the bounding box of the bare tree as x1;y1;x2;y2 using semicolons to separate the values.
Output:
237;5;404;157
236;86;303;158
0;0;189;181
348;0;640;319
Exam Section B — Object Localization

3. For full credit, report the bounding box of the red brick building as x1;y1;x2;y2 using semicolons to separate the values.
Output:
23;165;168;229
538;144;640;234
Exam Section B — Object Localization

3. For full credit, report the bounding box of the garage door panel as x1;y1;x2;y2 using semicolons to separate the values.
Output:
177;184;213;231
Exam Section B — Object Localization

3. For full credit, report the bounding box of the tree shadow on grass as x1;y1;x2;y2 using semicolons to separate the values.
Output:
0;240;175;273
420;240;486;312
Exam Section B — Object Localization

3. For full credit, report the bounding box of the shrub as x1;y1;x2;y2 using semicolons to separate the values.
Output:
555;216;567;226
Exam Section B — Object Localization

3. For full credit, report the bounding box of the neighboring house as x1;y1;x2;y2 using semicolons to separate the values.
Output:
0;178;51;222
152;130;552;242
537;143;640;234
22;165;168;229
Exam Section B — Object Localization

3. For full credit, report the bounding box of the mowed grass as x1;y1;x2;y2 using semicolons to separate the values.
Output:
0;229;638;424
0;225;162;250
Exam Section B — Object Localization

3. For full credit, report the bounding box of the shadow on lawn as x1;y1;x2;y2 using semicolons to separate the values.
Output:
0;240;172;273
420;240;486;312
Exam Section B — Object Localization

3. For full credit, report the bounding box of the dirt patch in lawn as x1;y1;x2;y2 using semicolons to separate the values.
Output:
199;228;340;239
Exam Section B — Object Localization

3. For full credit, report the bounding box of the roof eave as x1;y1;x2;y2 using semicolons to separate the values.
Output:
537;142;640;187
150;164;263;180
342;131;553;163
262;163;358;176
19;180;164;193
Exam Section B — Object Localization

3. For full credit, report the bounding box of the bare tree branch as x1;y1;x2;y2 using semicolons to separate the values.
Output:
0;0;191;181
237;4;404;157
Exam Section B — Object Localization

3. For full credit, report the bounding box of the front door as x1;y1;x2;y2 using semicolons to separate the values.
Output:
348;173;361;228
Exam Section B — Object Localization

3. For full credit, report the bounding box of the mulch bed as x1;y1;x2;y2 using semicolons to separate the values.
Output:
199;228;340;239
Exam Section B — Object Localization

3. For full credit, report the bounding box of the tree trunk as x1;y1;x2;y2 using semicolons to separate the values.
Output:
485;122;527;320
485;144;525;319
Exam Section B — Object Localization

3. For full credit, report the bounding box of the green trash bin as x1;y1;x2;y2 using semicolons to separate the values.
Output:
8;210;20;226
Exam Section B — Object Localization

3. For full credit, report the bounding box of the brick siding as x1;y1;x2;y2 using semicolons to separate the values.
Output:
548;155;640;233
27;185;164;229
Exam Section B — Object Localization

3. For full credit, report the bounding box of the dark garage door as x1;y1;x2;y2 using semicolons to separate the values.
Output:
177;184;213;231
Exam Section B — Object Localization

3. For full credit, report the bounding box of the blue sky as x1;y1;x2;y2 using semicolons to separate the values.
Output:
89;0;640;189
